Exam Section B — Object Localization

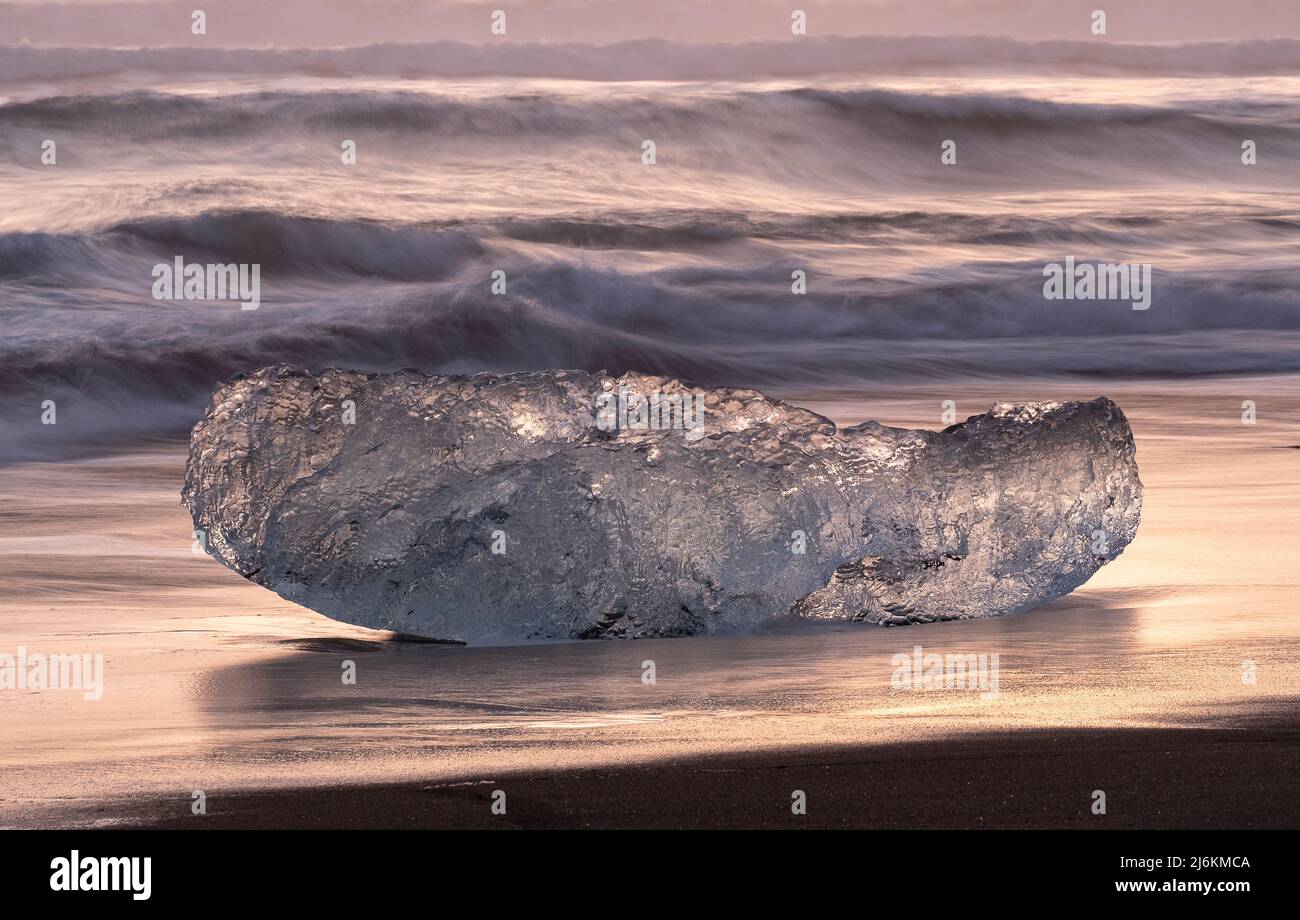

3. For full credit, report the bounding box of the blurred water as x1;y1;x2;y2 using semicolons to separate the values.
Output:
2;72;1299;461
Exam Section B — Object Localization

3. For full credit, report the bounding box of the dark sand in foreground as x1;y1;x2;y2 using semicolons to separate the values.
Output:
128;723;1300;829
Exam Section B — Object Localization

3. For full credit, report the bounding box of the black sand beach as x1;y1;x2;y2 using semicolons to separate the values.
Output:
126;722;1300;829
3;382;1299;830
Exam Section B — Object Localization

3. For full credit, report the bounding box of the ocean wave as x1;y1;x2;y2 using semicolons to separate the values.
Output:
0;85;1284;138
4;86;1293;196
4;247;1299;388
4;203;1298;459
107;212;485;279
0;212;485;281
2;207;1295;279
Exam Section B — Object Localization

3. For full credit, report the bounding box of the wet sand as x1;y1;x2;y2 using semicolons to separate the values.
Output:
1;377;1298;829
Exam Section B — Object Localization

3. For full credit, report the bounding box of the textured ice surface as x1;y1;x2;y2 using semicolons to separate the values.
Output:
183;366;1142;643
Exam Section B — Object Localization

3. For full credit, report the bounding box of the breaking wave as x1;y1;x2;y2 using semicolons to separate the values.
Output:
3;205;1300;462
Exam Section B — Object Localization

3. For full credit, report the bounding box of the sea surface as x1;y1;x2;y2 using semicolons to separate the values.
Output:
2;40;1299;460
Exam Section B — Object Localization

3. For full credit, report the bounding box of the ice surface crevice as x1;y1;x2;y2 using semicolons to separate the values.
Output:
183;366;1142;644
